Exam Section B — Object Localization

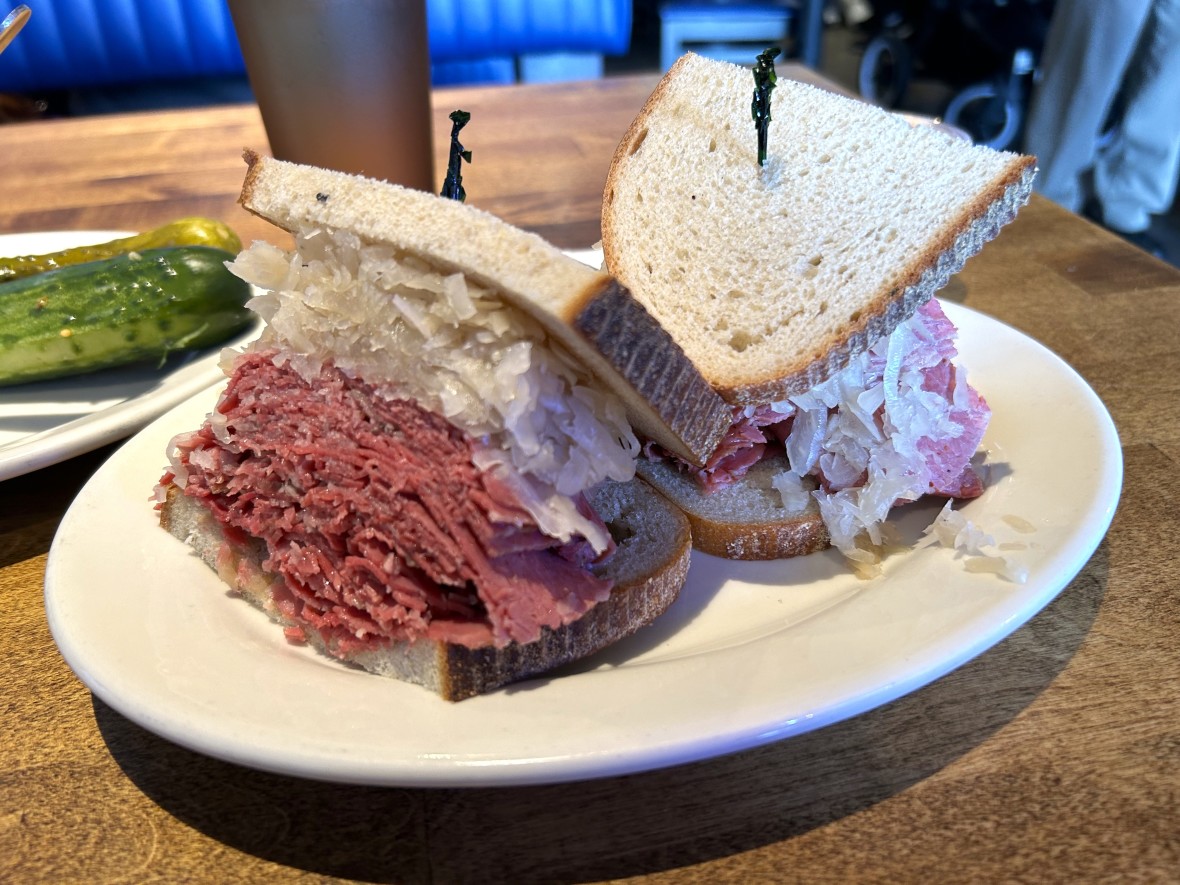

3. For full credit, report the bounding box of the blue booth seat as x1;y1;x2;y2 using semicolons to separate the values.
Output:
0;0;632;114
0;1;246;94
430;0;632;84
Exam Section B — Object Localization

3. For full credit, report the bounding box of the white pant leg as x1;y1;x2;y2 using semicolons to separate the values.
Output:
1094;0;1180;232
1023;0;1153;213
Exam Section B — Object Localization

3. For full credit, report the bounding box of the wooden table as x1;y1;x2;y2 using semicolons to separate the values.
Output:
2;68;1178;883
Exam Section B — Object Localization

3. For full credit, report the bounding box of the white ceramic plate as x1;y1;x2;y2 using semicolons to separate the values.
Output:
0;231;259;481
44;302;1122;787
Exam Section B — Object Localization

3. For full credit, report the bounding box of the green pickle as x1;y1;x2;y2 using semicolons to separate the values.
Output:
0;217;242;283
0;246;254;387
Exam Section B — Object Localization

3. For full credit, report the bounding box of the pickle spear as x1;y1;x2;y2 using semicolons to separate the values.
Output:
0;217;242;283
0;246;254;387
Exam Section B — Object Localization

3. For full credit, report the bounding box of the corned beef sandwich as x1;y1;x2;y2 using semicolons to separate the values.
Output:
156;151;731;700
600;53;1037;568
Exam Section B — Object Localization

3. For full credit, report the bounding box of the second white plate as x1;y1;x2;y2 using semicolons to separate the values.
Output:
0;231;259;481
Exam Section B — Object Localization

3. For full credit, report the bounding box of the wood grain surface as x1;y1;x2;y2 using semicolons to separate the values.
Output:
2;68;1178;884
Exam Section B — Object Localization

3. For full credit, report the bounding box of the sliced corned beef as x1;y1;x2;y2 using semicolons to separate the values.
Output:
651;298;988;502
168;350;613;654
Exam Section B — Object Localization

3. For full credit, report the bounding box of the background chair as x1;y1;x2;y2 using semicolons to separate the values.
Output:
658;1;797;71
431;0;632;84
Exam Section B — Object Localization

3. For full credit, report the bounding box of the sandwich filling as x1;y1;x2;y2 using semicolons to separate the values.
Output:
226;229;639;555
159;228;642;652
162;351;611;652
648;299;990;560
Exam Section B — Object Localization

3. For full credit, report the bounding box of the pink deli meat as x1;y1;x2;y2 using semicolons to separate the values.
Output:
163;350;613;656
663;299;989;499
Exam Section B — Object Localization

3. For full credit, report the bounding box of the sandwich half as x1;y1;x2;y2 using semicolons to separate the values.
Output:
156;151;731;700
601;53;1037;565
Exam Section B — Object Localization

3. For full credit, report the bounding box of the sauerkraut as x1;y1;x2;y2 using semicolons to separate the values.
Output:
923;500;1029;583
227;229;638;553
780;299;990;561
673;299;990;565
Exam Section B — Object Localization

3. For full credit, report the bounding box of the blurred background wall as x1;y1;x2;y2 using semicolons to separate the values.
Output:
1;0;1175;261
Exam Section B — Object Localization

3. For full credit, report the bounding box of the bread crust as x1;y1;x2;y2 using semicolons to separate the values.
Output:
690;513;828;560
160;478;691;701
573;277;732;463
601;54;1037;405
635;456;830;560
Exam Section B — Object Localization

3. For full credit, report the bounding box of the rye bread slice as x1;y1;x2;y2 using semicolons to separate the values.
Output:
636;454;830;559
601;53;1036;405
159;478;691;701
239;149;731;466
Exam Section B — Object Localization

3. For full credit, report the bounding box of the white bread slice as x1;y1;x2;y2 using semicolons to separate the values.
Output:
601;53;1037;405
636;453;828;559
159;477;691;701
238;149;730;467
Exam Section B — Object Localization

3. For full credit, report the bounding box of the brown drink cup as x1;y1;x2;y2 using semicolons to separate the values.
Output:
228;0;435;191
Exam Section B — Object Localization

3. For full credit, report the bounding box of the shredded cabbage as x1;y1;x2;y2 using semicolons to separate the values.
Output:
774;302;986;561
923;501;1029;583
227;230;639;553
